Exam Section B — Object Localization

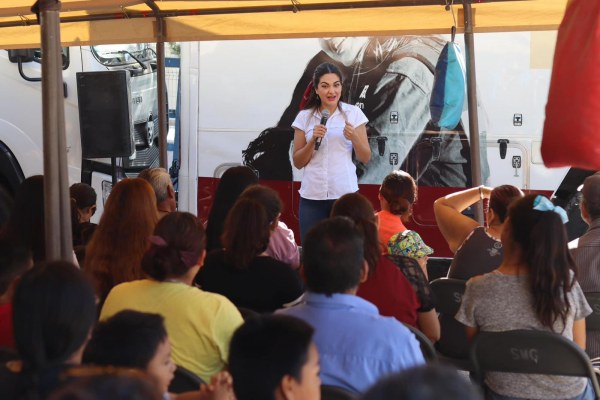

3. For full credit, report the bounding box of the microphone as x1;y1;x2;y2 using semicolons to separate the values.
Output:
314;109;330;151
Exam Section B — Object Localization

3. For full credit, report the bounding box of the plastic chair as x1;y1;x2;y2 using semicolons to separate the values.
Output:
403;323;438;363
470;329;600;399
320;385;357;400
429;278;472;370
585;292;600;331
168;365;206;393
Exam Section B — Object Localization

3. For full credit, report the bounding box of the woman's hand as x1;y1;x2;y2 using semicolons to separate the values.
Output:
343;122;355;141
312;124;327;142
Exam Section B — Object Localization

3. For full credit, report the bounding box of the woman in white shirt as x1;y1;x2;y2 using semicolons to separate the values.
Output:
292;62;371;241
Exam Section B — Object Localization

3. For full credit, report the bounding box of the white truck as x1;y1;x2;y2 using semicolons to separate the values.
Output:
0;31;572;256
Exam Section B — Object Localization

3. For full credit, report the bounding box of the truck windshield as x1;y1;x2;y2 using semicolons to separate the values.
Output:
91;44;156;67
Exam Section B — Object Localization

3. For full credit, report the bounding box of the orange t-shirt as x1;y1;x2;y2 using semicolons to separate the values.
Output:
377;210;407;250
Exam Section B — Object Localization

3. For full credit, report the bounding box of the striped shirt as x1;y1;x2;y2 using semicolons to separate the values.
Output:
570;218;600;358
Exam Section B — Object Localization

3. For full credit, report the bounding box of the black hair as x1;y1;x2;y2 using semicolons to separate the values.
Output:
303;62;345;112
142;212;205;281
379;170;417;216
222;198;271;270
13;261;97;373
489;185;523;223
229;315;314;400
360;365;482;400
240;185;283;223
70;183;97;210
507;194;575;329
0;237;31;296
303;216;364;295
205;166;258;252
331;193;381;276
83;310;167;370
582;174;600;220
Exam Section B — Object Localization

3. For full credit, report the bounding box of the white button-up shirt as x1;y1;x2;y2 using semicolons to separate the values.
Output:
292;102;368;200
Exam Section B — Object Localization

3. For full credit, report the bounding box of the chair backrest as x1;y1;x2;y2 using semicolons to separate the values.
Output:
471;329;600;398
320;385;357;400
403;323;438;363
168;365;206;393
429;278;468;359
585;292;600;331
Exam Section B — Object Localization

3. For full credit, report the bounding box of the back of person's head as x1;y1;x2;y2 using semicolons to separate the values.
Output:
229;315;316;400
379;170;417;216
13;261;96;371
84;310;167;370
222;198;271;270
138;168;172;205
85;178;158;299
331;193;380;274
0;237;31;297
582;174;600;221
489;185;523;223
239;185;282;224
48;367;162;400
206;166;258;251
360;365;482;400
507;194;574;329
141;211;205;281
70;183;97;210
303;217;364;295
3;175;45;262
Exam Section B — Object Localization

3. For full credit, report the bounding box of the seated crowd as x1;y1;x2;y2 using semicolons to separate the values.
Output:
0;166;597;400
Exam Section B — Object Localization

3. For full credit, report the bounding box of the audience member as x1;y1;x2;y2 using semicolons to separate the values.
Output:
48;368;163;400
0;261;97;399
570;173;600;358
69;183;98;247
240;185;300;268
84;310;235;400
331;193;439;342
85;178;158;303
1;175;46;262
377;170;417;250
279;217;424;393
360;364;482;400
229;314;320;400
100;211;243;383
434;185;523;280
388;230;433;279
197;198;304;313
139;167;177;219
456;194;593;400
205;166;258;252
0;239;32;350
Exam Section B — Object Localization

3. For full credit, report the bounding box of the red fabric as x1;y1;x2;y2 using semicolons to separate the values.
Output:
0;303;15;350
357;256;419;327
541;0;600;169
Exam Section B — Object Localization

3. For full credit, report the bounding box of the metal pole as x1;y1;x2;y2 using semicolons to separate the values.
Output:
463;0;484;225
38;0;73;261
157;38;168;169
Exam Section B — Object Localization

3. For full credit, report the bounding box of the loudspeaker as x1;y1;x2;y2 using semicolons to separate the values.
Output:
76;70;135;159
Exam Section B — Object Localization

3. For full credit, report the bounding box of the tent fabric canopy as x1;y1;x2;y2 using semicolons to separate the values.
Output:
0;0;569;49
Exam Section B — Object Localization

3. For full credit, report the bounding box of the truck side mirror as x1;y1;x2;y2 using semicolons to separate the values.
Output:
8;49;35;63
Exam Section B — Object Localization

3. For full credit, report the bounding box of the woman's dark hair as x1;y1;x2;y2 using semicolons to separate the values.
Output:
229;315;314;400
380;170;417;217
2;175;46;262
142;212;206;281
70;183;97;210
222;198;271;270
303;62;344;112
206;166;258;252
489;185;523;223
331;193;380;276
240;185;282;224
507;194;576;329
13;261;97;374
84;310;168;370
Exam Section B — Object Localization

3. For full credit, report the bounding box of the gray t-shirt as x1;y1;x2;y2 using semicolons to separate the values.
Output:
456;271;592;400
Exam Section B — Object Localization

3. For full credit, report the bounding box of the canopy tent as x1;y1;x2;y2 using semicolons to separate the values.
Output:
0;0;570;261
0;0;569;49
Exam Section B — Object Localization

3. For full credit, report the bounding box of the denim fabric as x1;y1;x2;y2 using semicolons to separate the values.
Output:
299;197;336;243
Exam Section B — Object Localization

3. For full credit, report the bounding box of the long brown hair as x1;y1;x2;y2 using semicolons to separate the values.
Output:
85;178;158;301
303;62;345;115
331;193;381;276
